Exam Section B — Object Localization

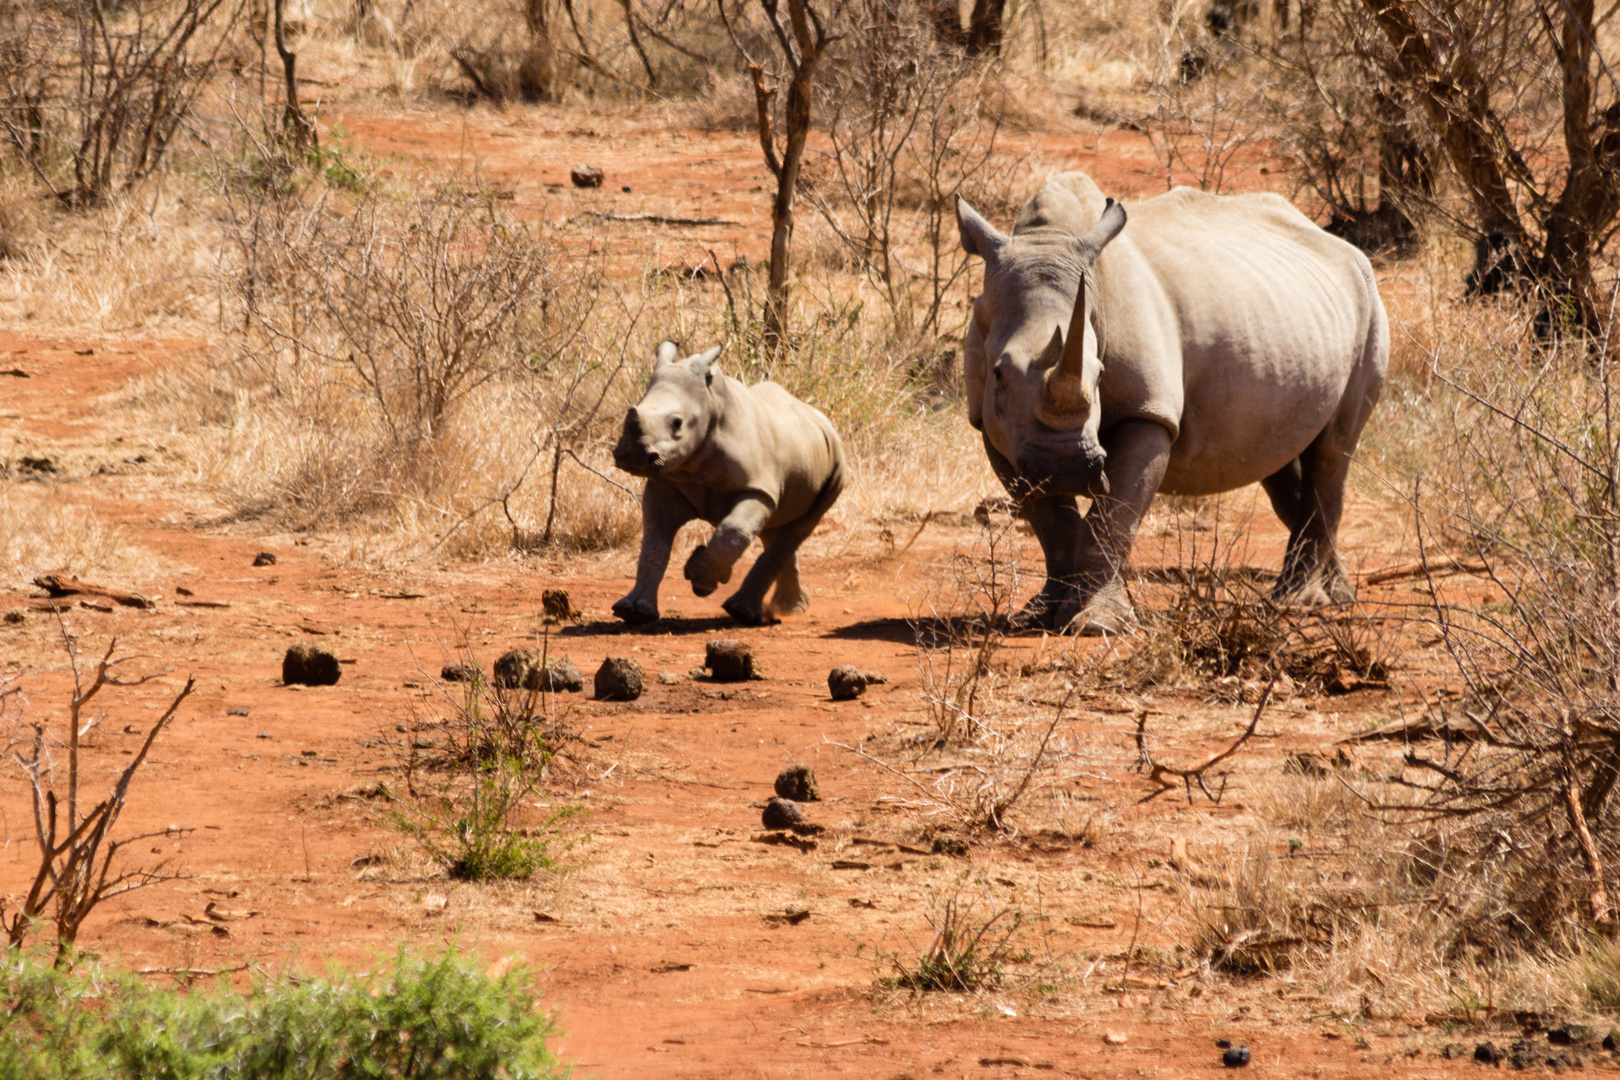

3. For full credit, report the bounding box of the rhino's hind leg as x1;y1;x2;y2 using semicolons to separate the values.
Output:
767;549;810;617
1265;443;1355;607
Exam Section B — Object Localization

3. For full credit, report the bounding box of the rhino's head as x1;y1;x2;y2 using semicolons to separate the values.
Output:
613;340;725;477
957;195;1127;499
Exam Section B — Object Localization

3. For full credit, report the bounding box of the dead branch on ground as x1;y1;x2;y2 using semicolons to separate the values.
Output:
1135;678;1274;804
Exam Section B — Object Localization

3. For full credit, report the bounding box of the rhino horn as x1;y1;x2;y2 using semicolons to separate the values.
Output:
655;340;680;368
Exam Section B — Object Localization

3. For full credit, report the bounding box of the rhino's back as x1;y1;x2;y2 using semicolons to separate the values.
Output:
1115;186;1383;492
704;378;844;526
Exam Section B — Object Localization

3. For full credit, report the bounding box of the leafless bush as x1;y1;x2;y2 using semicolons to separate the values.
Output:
0;0;242;208
215;174;626;540
1376;296;1620;936
806;0;1016;343
1;628;193;962
878;871;1025;991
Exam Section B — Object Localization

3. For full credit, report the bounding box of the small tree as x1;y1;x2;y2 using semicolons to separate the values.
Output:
2;631;193;963
722;0;840;350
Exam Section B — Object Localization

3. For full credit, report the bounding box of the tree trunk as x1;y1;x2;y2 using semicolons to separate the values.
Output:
273;0;315;149
520;0;555;102
965;0;1005;55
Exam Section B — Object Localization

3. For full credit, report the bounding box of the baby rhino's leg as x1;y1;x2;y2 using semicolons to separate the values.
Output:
614;485;693;625
768;550;809;617
725;516;823;625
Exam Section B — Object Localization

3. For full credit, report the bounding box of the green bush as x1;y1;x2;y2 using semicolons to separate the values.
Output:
0;949;567;1080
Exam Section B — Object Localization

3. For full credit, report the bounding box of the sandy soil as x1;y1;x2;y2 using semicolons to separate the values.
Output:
0;108;1521;1078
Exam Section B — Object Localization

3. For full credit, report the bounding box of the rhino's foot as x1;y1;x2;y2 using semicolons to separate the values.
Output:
768;587;810;618
723;594;777;626
1067;580;1137;637
1273;561;1355;608
1007;581;1080;632
684;544;733;598
611;595;660;625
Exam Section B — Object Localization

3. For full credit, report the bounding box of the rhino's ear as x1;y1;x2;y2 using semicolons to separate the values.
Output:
654;340;680;368
957;197;1008;261
690;344;723;386
1078;198;1127;261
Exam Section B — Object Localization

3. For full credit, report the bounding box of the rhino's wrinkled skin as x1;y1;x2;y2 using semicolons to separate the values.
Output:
957;172;1388;633
611;341;845;626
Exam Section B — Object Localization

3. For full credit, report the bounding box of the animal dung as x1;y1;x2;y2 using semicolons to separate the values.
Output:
827;664;868;700
594;656;644;701
440;664;480;684
1221;1046;1251;1068
252;551;277;566
542;588;583;623
282;645;341;686
761;796;805;829
705;638;761;681
494;649;583;692
774;765;819;802
570;163;604;188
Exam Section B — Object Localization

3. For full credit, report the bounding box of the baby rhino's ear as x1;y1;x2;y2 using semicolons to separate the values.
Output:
654;340;681;369
690;344;723;386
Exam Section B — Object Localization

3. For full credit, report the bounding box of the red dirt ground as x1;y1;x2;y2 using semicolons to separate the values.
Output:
0;109;1540;1078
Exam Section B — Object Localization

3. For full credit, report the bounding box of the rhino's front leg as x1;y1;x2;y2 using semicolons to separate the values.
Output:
1069;419;1173;636
613;483;695;625
983;434;1084;631
685;494;774;600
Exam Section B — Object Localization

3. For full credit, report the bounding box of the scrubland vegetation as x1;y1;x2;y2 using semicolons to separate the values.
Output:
10;0;1620;1059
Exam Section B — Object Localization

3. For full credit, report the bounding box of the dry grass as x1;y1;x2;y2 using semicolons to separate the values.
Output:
0;486;152;592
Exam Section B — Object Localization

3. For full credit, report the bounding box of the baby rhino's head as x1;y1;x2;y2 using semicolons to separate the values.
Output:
612;340;724;478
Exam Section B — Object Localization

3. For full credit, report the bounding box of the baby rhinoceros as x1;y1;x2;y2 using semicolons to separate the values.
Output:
611;340;845;626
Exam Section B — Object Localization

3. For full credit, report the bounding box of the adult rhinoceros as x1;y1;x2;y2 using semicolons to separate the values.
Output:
955;172;1387;633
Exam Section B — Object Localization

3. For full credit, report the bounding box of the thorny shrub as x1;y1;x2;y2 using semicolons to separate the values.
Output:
878;872;1025;992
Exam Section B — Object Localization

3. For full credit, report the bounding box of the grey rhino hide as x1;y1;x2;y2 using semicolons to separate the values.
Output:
956;171;1388;634
611;341;846;626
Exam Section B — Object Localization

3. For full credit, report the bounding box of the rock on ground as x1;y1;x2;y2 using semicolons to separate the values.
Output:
494;649;584;692
762;797;805;829
774;765;819;802
283;645;340;686
595;656;644;700
827;664;867;700
706;638;761;681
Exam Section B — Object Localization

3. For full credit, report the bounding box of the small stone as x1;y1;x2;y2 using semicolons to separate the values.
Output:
570;163;604;188
539;656;583;692
595;656;643;701
252;551;277;566
863;670;887;684
762;797;805;829
1221;1046;1250;1068
1475;1042;1506;1064
1441;1044;1468;1060
828;664;867;700
227;706;250;717
3;610;22;624
1604;1029;1618;1051
931;834;969;857
441;664;480;683
657;670;682;685
706;638;760;681
282;645;340;686
774;765;819;802
621;184;631;192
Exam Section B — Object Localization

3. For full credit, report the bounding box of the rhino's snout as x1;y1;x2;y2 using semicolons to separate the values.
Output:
1014;443;1110;499
613;408;660;475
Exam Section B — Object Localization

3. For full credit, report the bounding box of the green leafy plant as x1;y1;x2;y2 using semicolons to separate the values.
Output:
0;947;567;1080
390;642;582;881
881;873;1024;992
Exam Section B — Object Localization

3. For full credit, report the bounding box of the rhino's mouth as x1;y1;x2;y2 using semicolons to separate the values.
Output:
612;437;663;477
1013;443;1110;499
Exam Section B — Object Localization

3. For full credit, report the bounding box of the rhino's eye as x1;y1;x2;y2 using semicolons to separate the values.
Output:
670;416;683;434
